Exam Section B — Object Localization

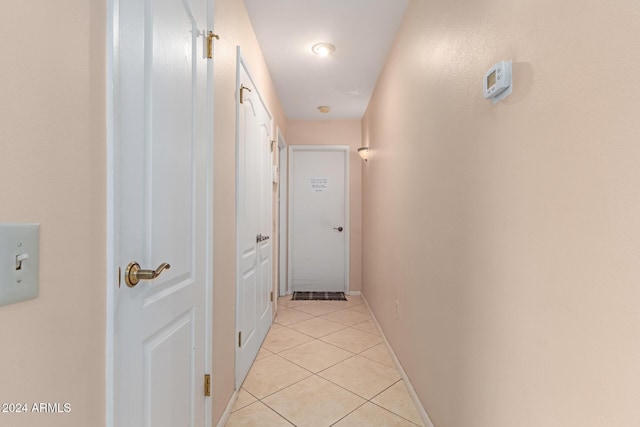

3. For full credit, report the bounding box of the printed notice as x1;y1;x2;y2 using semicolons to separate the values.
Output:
310;178;328;192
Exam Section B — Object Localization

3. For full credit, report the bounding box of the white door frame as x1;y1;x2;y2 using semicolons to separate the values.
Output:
105;1;215;425
287;145;350;293
277;129;288;296
235;50;274;388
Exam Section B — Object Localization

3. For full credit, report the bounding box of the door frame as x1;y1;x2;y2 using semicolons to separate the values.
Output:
277;129;288;296
105;1;215;425
235;50;274;388
287;145;350;293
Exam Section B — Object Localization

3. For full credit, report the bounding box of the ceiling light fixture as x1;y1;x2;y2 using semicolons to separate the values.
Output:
311;43;336;57
357;147;369;161
318;106;330;113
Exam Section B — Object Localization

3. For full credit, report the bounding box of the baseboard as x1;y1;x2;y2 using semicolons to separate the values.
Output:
348;290;362;296
361;294;435;427
215;389;238;427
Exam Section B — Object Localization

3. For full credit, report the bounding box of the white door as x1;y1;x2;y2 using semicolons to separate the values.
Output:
277;130;288;296
236;54;273;387
288;146;349;292
110;0;211;425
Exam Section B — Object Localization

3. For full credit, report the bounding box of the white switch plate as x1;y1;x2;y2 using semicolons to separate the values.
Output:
0;224;39;307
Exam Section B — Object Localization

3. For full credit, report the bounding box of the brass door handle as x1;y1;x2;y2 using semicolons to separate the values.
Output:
240;84;252;104
125;262;171;287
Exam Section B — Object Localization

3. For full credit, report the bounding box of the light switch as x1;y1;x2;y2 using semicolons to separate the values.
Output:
0;224;39;307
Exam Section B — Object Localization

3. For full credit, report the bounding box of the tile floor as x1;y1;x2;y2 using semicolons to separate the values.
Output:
226;295;424;427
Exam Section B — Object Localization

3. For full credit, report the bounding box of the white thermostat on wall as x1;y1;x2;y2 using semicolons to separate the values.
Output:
483;60;512;104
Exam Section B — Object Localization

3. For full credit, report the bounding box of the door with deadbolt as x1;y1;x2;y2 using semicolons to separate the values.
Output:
289;146;349;292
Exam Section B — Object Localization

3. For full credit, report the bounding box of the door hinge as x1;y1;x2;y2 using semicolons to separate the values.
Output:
204;374;211;397
270;291;273;302
240;84;252;104
270;140;275;152
238;331;242;348
206;31;219;59
117;267;121;288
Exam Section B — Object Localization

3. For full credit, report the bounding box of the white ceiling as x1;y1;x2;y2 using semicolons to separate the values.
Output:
242;0;409;120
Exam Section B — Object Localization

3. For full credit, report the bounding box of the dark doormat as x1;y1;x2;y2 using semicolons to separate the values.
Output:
292;291;347;301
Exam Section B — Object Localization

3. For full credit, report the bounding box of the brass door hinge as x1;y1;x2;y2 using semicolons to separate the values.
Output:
206;31;219;59
240;84;252;104
204;374;211;397
270;291;273;302
238;331;242;348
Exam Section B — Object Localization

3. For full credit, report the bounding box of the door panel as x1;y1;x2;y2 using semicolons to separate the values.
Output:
145;311;194;427
236;56;273;387
113;0;209;424
289;147;349;292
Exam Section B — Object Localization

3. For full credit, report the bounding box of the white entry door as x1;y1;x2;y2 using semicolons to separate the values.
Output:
288;146;349;292
110;0;211;425
236;54;273;387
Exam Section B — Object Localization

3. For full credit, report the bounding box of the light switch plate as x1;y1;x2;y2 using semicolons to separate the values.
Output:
0;223;39;307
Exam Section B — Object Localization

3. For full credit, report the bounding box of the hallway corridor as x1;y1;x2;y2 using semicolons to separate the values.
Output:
226;296;424;426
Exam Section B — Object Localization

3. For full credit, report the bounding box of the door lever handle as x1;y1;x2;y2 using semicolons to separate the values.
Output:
125;262;171;287
256;234;270;243
333;227;344;232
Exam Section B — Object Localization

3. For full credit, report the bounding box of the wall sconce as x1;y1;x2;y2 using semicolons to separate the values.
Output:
357;147;369;161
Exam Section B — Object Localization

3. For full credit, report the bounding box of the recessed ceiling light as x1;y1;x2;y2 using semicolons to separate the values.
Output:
317;106;331;113
311;43;336;57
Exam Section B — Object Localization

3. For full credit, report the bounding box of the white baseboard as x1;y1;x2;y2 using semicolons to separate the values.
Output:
348;290;362;296
215;389;238;427
361;294;435;427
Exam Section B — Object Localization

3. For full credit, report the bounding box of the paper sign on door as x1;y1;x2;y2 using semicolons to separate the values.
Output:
310;178;328;192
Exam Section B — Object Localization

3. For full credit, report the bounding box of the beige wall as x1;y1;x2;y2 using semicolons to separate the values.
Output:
0;0;284;426
0;0;106;426
213;0;287;423
362;0;640;426
286;120;363;292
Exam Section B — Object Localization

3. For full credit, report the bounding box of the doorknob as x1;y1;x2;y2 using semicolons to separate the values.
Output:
333;227;344;232
125;262;171;287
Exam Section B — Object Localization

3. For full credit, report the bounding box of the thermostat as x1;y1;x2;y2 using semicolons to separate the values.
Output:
483;60;512;104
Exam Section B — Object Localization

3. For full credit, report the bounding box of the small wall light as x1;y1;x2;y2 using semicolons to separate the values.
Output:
357;147;369;161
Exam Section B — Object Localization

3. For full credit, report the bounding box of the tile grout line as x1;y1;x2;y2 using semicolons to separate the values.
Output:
269;319;380;354
276;303;368;323
250;374;420;427
286;299;424;426
240;297;406;426
360;295;434;427
255;332;404;423
368;399;424;427
267;327;386;371
328;400;369;426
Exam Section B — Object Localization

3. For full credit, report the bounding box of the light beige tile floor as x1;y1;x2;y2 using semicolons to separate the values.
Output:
226;296;424;426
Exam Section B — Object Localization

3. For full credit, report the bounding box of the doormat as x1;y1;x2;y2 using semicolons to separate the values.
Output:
291;291;347;301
